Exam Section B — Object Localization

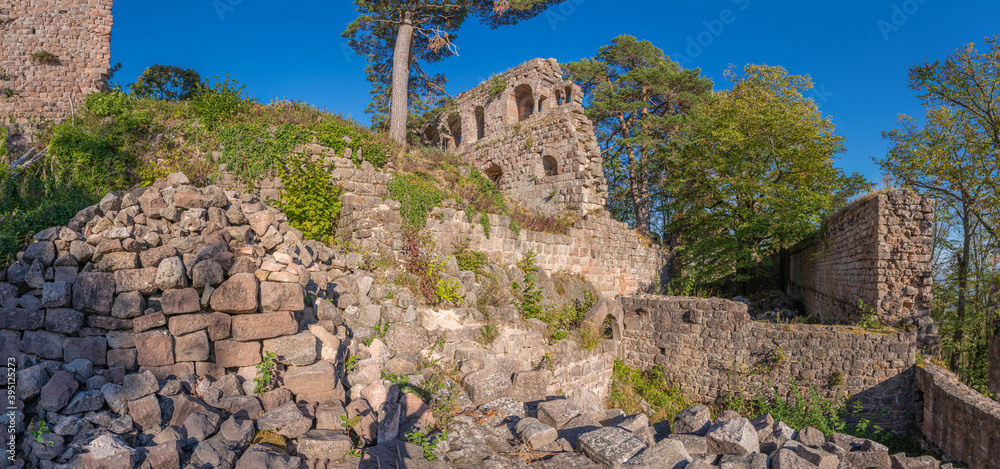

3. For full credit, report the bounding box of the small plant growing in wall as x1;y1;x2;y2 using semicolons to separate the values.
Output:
406;430;447;461
30;51;59;65
828;371;845;387
32;420;54;446
855;299;883;330
434;278;464;306
253;351;278;396
485;74;507;100
478;322;500;345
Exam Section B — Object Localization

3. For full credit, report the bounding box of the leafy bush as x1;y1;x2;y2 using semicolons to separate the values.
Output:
190;75;252;129
453;240;489;276
315;118;396;168
216;123;312;185
724;382;846;434
0;125;7;160
609;360;692;424
276;151;342;244
389;173;451;229
434;278;464;306
85;89;136;117
514;249;545;320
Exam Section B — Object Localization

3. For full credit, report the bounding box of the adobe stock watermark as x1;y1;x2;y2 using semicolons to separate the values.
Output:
212;0;244;22
546;0;587;31
672;0;752;67
877;0;929;41
809;83;833;105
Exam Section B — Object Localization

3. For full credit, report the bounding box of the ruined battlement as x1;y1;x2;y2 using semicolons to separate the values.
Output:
423;59;608;215
0;0;113;146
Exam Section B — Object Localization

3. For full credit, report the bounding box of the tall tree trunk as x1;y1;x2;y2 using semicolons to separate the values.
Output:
950;209;972;370
626;148;651;235
389;11;414;144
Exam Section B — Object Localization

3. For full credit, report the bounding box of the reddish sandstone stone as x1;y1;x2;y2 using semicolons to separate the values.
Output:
168;313;231;340
260;281;305;312
133;312;167;332
134;330;174;367
210;273;259;314
231;311;297;341
214;339;261;368
161;288;201;315
114;268;158;295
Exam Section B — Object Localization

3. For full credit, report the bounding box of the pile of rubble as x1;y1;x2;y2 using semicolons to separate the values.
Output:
736;291;804;323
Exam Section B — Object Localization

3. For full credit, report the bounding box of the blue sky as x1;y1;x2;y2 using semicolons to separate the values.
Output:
111;1;999;182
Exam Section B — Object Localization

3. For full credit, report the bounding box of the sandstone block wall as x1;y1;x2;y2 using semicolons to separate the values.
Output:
0;0;112;146
423;59;608;215
619;295;920;431
787;190;934;328
427;207;667;298
915;364;1000;469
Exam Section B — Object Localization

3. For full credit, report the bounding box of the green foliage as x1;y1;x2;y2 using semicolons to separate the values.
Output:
406;430;447;461
725;382;846;434
453;240;489;276
478;322;500;345
856;300;884;330
565;35;715;235
828;371;845;387
345;354;358;372
672;64;871;288
513;249;545;320
254;351;277;396
84;88;136;117
315;118;395;168
189;75;252;129
389;173;451;229
215;123;312;185
484;74;507;100
130;64;202;101
434;278;464;306
609;360;693;424
31;420;53;446
30;51;59;64
276;151;342;244
0;125;7;160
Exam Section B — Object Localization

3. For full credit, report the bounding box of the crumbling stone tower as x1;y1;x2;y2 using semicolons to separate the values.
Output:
423;58;608;215
0;0;113;146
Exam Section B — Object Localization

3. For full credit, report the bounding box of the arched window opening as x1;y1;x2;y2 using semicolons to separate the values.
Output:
542;155;558;177
514;84;534;122
448;114;462;147
564;86;573;105
484;163;503;187
555;90;563;106
475;106;486;140
537;96;547;113
423;127;439;146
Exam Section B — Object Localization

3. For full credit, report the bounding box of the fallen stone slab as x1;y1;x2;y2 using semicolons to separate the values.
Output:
578;426;648;469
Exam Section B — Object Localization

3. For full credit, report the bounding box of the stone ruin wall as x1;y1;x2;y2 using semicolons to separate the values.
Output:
423;58;608;215
915;364;1000;469
991;333;1000;397
616;295;920;432
0;0;113;148
786;190;935;329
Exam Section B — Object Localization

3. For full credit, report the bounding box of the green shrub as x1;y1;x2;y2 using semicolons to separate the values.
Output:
513;249;545;320
85;89;135;117
190;75;252;129
276;151;342;244
389;173;451;229
315;118;395;168
724;382;846;434
453;240;488;276
609;360;692;424
434;278;464;306
30;51;59;65
0;125;7;160
216;123;312;185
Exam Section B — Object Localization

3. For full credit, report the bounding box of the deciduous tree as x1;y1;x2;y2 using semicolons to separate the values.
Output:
672;64;868;288
130;64;201;101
